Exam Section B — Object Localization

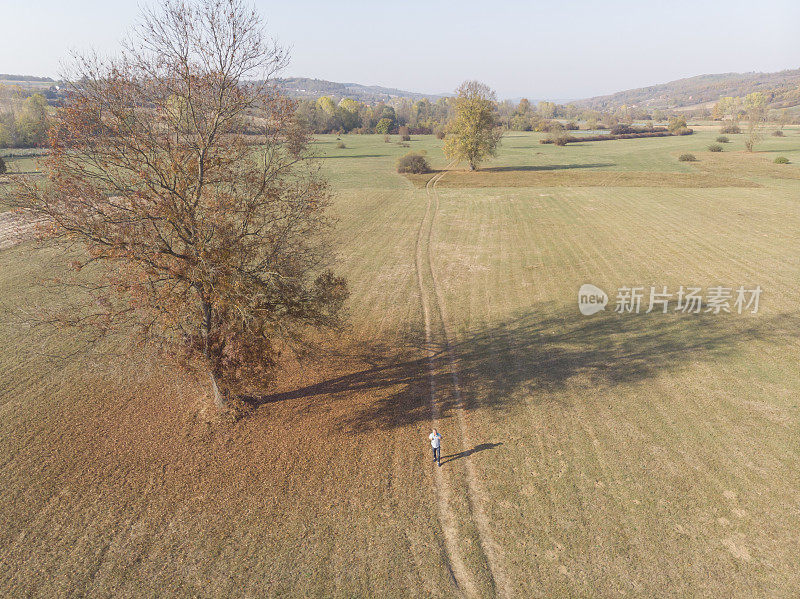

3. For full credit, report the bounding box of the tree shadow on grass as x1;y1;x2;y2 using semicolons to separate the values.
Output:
250;303;800;432
478;163;615;172
419;163;615;177
321;154;391;159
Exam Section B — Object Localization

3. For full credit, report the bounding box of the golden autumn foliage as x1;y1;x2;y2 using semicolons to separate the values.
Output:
443;81;503;171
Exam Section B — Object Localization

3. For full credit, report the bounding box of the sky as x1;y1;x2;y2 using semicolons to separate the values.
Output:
2;0;799;100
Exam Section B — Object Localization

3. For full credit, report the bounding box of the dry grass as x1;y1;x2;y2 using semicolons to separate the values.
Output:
692;150;800;181
404;168;759;188
0;210;45;249
2;131;800;596
0;284;454;596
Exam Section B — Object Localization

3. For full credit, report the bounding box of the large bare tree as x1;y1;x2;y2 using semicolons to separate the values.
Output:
12;0;348;409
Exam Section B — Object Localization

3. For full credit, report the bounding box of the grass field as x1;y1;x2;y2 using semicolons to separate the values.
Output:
0;150;45;174
2;128;800;597
0;151;45;213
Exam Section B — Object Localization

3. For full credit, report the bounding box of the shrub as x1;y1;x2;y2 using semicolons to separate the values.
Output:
708;144;723;152
0;156;6;175
772;130;785;137
774;156;790;164
668;115;687;132
720;123;741;134
564;122;579;130
435;129;445;140
335;141;346;149
400;134;411;142
678;153;697;162
716;135;730;143
546;122;572;146
610;124;633;135
396;152;431;174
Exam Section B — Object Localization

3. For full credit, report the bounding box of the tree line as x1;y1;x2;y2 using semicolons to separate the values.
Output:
3;82;795;148
291;94;700;136
294;95;455;135
0;91;50;148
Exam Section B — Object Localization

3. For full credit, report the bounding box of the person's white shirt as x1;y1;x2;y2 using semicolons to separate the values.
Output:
429;432;441;448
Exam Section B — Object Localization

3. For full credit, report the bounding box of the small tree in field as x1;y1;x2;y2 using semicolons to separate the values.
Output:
743;92;767;152
667;115;687;133
375;118;393;134
12;0;348;410
443;81;502;170
547;121;571;146
776;110;791;130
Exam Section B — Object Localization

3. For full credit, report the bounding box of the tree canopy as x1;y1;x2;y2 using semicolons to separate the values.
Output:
442;81;502;170
0;92;50;148
12;0;348;410
743;92;767;152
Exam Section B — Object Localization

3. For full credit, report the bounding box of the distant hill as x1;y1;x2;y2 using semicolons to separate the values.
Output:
270;77;444;102
574;69;800;110
0;74;54;82
5;70;800;111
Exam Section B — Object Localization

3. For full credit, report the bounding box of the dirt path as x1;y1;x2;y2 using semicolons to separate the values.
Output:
415;166;512;598
0;211;42;251
426;170;514;599
415;166;476;595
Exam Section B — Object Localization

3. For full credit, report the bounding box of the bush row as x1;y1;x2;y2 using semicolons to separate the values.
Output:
609;124;668;135
540;129;692;145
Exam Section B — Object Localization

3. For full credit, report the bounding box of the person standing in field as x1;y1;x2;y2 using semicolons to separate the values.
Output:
429;429;442;466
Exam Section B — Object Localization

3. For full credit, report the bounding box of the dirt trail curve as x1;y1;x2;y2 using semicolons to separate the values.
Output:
414;166;513;599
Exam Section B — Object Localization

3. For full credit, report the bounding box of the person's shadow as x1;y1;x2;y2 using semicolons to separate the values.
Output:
439;442;503;466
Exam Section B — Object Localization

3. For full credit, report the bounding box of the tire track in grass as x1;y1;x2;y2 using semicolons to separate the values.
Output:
0;211;43;250
423;168;513;598
415;165;477;597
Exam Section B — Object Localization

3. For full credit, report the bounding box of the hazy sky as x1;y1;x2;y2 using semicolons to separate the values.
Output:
2;0;798;99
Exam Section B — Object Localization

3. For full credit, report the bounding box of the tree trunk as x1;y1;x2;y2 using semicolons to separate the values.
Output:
209;370;227;410
201;298;226;410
